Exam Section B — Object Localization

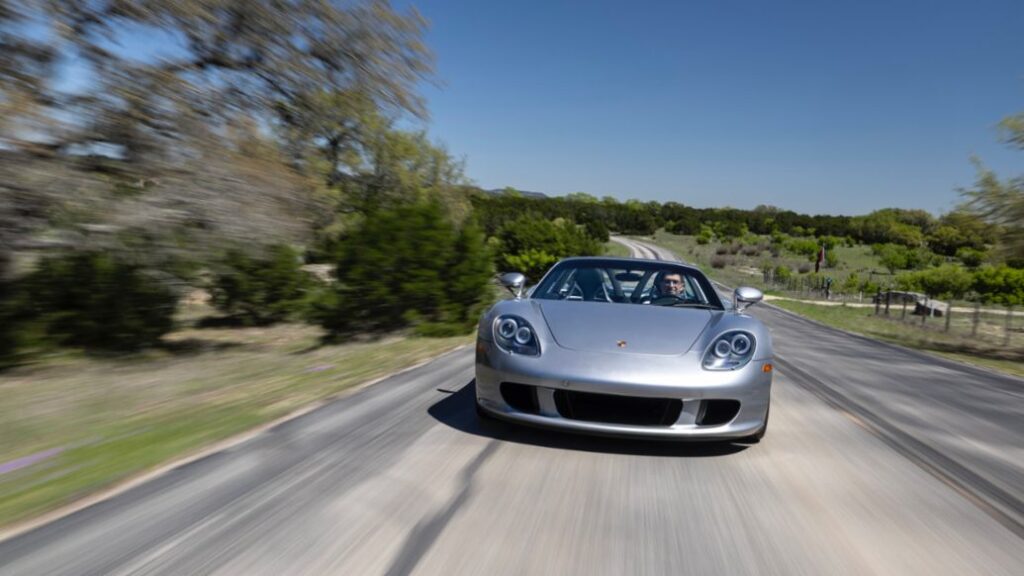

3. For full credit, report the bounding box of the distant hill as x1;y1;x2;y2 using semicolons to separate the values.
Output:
485;188;548;200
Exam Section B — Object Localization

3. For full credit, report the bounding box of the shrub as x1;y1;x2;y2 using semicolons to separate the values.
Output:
726;243;741;255
896;265;973;299
583;219;610;243
25;252;178;350
0;280;18;365
798;263;812;274
495;214;601;281
696;225;714;245
773;265;792;283
840;272;861;293
825;250;839;268
955;247;986;268
741;245;761;257
315;201;493;336
971;265;1024;306
785;237;819;259
210;244;313;326
710;255;728;269
714;245;729;255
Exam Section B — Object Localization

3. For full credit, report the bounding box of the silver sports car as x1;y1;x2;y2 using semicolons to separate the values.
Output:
475;257;773;441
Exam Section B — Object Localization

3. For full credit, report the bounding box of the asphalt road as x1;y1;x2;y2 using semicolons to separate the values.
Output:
1;241;1022;575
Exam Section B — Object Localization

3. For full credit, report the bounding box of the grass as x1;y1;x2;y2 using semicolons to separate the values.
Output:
641;230;896;296
635;234;1023;380
603;240;631;257
0;298;472;528
770;299;1024;378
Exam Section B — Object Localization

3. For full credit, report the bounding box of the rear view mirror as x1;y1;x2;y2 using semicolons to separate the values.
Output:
733;286;763;312
499;272;527;299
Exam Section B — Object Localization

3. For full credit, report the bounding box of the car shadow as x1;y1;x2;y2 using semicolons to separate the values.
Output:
428;380;749;458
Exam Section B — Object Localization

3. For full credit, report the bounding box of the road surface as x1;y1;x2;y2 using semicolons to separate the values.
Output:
1;239;1022;575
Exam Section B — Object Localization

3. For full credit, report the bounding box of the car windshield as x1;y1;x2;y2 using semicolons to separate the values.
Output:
531;260;723;309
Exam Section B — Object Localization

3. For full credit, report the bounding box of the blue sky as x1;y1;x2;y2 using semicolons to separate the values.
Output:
401;0;1023;215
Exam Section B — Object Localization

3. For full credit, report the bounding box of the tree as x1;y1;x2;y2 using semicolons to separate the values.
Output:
1;0;434;280
210;245;313;326
495;215;602;280
971;265;1024;306
897;266;973;300
960;111;1024;262
315;201;491;336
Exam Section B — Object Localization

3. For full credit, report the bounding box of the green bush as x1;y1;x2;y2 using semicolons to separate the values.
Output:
210;245;313;326
955;247;986;268
583;219;610;243
972;265;1024;306
872;243;938;273
773;265;792;283
0;280;18;365
825;249;839;268
495;214;601;281
896;265;974;299
785;238;819;259
315;201;493;336
25;252;178;351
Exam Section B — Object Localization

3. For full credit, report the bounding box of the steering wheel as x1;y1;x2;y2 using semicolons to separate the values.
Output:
650;295;682;306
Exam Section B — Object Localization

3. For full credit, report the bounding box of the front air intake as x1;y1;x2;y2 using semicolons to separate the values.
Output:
553;389;682;427
499;382;540;414
696;400;741;426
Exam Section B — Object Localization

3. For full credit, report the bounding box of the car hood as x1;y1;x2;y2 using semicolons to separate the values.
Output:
537;300;714;356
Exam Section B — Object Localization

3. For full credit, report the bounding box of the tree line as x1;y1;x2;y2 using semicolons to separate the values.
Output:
1;0;1021;365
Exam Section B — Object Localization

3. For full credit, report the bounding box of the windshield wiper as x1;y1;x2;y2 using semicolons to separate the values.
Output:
668;302;719;309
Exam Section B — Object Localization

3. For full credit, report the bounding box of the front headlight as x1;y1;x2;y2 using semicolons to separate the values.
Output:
703;331;756;370
493;315;540;356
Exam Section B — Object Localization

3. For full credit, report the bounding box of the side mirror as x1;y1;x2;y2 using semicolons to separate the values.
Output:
499;272;527;299
733;286;763;312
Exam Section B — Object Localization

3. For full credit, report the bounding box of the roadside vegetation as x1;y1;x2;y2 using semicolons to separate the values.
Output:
770;300;1024;378
0;295;471;527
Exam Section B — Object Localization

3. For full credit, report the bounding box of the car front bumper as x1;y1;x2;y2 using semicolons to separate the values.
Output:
475;339;772;439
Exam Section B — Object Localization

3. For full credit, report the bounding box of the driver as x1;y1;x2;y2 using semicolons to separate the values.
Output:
642;270;685;303
657;271;685;297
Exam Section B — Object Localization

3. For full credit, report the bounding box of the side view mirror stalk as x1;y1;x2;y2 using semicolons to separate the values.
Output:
733;286;763;313
499;272;527;300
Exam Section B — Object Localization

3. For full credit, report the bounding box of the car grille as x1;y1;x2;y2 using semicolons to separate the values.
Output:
553;389;683;427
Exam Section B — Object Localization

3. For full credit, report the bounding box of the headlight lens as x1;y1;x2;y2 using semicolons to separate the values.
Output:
493;315;540;356
703;331;756;370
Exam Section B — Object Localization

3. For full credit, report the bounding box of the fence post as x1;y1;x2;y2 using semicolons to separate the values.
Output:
875;289;881;315
972;301;980;338
885;291;891;316
901;299;907;321
921;298;928;326
944;301;952;332
1006;306;1014;347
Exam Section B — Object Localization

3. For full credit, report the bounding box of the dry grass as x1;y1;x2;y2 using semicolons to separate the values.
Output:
770;300;1024;378
0;299;471;527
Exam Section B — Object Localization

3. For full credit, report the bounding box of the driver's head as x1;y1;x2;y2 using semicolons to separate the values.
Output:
659;272;684;296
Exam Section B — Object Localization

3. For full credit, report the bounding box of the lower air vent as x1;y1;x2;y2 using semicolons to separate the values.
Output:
696;400;741;426
499;382;540;414
553;389;682;427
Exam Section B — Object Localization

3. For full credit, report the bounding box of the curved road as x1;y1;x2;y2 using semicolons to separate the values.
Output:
1;240;1022;575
